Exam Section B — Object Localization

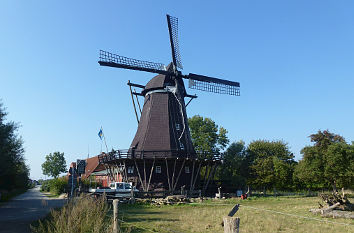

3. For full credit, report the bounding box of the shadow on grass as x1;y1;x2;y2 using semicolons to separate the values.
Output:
116;204;179;232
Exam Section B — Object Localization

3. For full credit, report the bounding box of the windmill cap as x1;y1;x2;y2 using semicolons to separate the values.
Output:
142;63;175;95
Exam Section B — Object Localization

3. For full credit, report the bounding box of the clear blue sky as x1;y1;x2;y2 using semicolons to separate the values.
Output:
1;1;354;180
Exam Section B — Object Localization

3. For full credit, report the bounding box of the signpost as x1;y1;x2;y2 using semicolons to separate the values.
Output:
68;166;77;198
68;160;86;198
77;159;86;174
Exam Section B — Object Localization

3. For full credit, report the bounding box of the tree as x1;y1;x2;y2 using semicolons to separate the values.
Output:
42;152;67;178
324;142;354;189
309;130;345;149
247;140;295;190
0;101;29;191
188;115;229;156
294;146;325;189
295;130;353;190
188;115;229;183
218;141;248;188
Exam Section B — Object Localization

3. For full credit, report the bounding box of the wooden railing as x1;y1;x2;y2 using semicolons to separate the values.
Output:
98;149;222;164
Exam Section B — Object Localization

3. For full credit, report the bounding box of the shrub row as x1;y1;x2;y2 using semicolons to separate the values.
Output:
40;177;67;195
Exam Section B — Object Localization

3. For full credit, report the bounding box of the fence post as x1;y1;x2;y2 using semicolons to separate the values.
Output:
113;199;119;233
223;216;240;233
130;186;135;204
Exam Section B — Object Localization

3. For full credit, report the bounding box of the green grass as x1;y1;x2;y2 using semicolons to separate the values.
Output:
117;196;354;233
41;192;61;198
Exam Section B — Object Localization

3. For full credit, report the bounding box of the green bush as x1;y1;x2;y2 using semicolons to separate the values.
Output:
40;180;51;192
40;177;67;195
49;177;67;195
82;176;99;189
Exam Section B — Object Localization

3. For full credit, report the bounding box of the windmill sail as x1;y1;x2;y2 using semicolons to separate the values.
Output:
187;73;240;96
99;50;170;75
167;15;183;69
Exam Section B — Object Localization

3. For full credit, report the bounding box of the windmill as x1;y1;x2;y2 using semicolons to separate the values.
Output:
98;15;240;195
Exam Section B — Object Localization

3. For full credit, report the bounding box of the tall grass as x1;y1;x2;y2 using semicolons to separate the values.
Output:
31;195;112;233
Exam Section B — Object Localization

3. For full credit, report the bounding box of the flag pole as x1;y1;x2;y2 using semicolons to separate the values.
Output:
101;126;109;153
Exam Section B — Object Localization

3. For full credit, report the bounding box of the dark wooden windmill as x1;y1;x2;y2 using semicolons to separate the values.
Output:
98;15;240;195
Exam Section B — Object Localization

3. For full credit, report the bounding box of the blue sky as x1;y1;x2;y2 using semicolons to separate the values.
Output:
1;1;354;180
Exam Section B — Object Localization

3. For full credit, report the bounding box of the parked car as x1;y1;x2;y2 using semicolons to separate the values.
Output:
89;182;138;198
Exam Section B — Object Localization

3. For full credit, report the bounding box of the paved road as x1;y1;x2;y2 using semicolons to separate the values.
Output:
0;186;66;233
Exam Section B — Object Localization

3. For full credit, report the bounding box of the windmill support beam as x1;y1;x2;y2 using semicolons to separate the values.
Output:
134;159;145;191
171;159;177;191
189;160;195;192
172;159;186;192
143;159;147;189
134;89;142;114
129;82;140;124
132;92;144;96
127;81;145;89
165;159;172;192
202;165;210;188
185;94;197;99
203;163;217;194
147;158;155;191
104;164;114;182
192;161;202;192
185;98;194;107
123;161;128;183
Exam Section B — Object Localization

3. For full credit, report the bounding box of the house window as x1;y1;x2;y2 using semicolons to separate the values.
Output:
175;123;181;131
127;166;134;174
180;142;185;150
155;166;161;174
185;166;190;173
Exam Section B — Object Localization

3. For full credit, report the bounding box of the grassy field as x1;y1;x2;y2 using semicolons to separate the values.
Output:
118;196;354;233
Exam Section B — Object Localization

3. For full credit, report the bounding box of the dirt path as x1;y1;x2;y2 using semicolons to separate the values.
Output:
0;186;66;233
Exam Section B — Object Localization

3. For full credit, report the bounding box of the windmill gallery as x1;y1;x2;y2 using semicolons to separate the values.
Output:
92;15;240;195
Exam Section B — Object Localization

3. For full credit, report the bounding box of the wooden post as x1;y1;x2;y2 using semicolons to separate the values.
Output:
223;216;240;233
172;159;186;191
171;159;177;192
189;160;195;192
134;159;145;191
165;159;172;192
203;164;216;194
123;161;128;183
130;186;135;204
147;158;155;191
143;159;147;189
191;162;202;192
113;199;119;233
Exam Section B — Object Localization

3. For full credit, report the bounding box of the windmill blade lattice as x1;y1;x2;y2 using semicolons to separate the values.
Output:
167;15;183;69
99;50;169;75
187;73;240;96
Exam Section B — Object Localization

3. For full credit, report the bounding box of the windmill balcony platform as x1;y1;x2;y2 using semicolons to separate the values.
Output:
97;149;222;194
98;149;222;164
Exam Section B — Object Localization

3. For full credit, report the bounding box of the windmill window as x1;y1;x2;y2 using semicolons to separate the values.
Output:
155;166;162;174
185;166;190;173
180;142;185;150
127;166;134;174
175;123;181;131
